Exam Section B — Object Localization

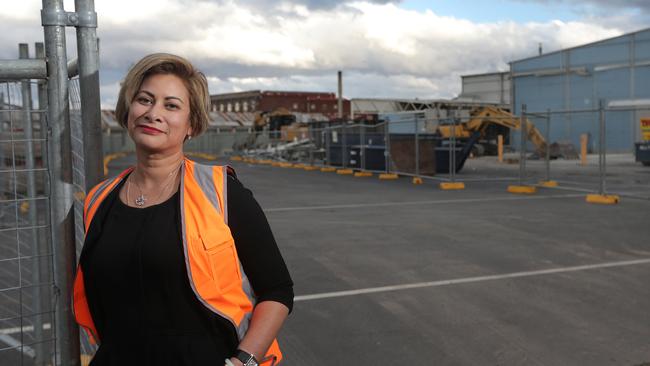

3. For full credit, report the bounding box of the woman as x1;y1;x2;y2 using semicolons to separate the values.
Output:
73;53;293;366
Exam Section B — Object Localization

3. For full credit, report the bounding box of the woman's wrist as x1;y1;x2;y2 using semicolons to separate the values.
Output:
225;357;243;366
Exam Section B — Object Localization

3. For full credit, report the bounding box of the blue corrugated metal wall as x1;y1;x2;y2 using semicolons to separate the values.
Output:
511;28;650;152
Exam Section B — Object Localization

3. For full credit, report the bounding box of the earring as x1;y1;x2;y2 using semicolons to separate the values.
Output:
187;135;192;141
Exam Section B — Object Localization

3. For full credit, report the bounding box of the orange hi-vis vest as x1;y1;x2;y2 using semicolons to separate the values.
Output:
73;157;283;365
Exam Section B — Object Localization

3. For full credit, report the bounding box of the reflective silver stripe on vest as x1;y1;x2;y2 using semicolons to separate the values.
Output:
84;176;118;224
181;161;258;341
180;161;239;336
192;163;222;216
237;265;257;339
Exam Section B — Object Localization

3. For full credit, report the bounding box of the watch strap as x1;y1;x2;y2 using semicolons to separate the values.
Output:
235;349;258;366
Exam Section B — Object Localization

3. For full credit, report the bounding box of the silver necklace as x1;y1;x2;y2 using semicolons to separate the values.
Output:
127;164;182;207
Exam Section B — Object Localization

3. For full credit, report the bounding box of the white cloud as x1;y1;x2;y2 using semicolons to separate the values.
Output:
1;1;644;108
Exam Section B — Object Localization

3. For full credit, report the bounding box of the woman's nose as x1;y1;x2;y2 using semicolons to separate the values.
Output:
144;102;164;122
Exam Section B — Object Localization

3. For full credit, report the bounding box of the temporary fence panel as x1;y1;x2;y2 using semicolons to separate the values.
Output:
0;80;55;366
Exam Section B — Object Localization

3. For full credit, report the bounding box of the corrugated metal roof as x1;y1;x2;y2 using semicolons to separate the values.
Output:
510;27;650;65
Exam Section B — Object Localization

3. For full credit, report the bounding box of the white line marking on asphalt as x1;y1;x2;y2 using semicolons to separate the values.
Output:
294;258;650;302
265;193;584;212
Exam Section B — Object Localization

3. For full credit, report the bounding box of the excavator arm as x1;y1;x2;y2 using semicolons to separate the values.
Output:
437;106;547;155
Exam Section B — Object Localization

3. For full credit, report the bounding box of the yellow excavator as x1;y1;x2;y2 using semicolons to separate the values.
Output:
253;108;296;133
436;106;547;156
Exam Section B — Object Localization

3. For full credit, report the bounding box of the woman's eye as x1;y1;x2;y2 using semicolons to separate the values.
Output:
137;96;152;104
166;103;180;110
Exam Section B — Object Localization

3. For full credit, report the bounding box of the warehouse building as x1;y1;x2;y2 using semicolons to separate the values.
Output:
210;90;351;120
510;27;650;152
458;72;511;106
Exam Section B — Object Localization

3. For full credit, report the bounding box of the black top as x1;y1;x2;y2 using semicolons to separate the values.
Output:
83;173;293;366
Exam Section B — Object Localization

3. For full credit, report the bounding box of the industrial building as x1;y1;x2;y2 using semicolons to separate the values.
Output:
510;27;650;152
458;71;511;106
210;90;351;119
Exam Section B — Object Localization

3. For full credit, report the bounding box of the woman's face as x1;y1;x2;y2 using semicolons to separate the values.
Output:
127;73;192;153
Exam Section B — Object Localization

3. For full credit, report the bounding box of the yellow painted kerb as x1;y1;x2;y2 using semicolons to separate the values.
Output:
539;180;559;188
354;171;373;177
379;173;399;180
507;185;537;194
440;182;465;190
586;194;619;205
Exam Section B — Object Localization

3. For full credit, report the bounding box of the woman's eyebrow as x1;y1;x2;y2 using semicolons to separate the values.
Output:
137;90;184;104
165;96;184;104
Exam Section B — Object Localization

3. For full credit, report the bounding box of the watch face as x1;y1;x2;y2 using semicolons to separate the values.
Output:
244;358;259;366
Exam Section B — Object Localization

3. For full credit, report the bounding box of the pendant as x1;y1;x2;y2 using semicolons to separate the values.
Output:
135;195;146;206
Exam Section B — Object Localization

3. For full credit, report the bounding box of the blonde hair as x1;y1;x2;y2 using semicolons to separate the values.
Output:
115;53;210;137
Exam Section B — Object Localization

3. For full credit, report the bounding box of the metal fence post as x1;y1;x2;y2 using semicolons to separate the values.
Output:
449;111;456;182
342;123;347;168
384;120;391;173
74;0;103;190
545;108;551;183
414;116;420;177
598;100;606;195
74;0;104;190
42;0;81;364
20;43;48;366
308;124;314;166
325;124;330;166
360;122;366;172
519;104;527;185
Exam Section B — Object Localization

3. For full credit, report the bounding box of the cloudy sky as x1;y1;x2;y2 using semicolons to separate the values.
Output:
1;0;648;108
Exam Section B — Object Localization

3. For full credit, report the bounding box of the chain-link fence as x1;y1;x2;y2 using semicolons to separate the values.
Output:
0;1;102;365
0;78;55;366
234;104;650;201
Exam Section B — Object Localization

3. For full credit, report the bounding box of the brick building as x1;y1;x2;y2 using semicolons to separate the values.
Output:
210;90;351;119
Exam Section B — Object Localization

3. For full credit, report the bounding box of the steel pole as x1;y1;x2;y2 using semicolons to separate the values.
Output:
325;124;330;166
384;121;390;173
341;124;346;168
337;71;343;120
35;43;48;113
20;43;47;366
598;100;606;195
360;122;366;171
414;116;420;177
519;104;527;185
42;0;81;365
34;43;52;364
450;112;456;182
75;0;103;190
0;59;48;80
308;124;314;166
545;109;551;182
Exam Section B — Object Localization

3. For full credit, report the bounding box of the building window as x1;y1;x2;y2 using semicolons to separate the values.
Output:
243;101;248;112
311;104;316;110
292;103;298;110
219;104;224;112
235;102;240;112
227;103;232;112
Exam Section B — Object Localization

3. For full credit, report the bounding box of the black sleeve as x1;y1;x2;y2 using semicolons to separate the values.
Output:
227;174;294;313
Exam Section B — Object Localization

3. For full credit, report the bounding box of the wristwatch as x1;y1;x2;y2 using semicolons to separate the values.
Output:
235;349;259;366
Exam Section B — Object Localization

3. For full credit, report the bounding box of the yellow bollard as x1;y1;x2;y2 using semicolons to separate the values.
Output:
580;134;588;166
497;135;503;163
